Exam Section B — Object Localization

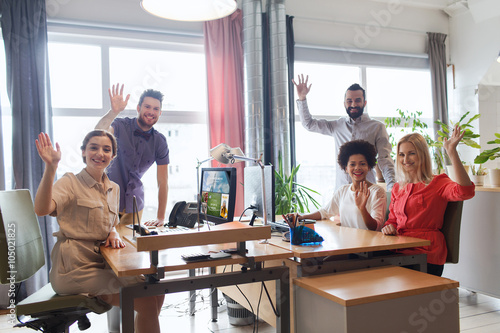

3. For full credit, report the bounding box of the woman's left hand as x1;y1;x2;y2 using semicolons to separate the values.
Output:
443;124;465;155
105;230;126;249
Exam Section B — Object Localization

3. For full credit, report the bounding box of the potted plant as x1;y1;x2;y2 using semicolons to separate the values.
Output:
435;112;481;180
469;165;487;186
474;133;500;186
384;109;445;173
274;152;321;215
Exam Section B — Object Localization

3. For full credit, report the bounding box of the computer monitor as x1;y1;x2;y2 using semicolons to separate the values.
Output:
244;165;275;223
199;167;237;225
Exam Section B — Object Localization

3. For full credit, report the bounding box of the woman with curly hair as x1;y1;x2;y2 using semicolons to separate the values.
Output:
293;140;387;231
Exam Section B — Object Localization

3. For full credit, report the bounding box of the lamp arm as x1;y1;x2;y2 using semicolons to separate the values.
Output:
196;157;214;226
197;157;213;169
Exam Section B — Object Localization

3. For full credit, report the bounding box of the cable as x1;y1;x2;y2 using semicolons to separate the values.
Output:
236;285;257;333
256;282;264;333
239;205;257;221
262;282;280;317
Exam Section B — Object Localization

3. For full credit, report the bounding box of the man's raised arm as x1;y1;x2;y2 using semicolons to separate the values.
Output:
95;83;130;133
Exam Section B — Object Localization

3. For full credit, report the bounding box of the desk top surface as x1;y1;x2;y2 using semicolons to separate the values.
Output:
267;221;430;259
294;266;459;306
101;225;292;277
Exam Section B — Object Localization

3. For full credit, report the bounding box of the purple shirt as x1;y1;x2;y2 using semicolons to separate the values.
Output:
107;117;170;213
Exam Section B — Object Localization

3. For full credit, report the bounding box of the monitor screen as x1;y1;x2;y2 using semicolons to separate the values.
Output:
199;167;237;224
244;165;275;223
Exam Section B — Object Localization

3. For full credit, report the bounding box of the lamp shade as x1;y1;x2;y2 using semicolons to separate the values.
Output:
140;0;237;22
210;143;232;164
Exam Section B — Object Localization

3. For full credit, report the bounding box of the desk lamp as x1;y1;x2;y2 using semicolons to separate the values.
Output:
210;143;269;226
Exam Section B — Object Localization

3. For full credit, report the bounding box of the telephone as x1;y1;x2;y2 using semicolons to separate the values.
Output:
168;201;198;228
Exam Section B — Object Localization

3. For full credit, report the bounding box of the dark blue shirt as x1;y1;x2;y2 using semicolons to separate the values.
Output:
107;117;170;213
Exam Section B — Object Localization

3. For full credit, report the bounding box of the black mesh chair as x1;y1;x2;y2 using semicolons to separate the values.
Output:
0;189;111;333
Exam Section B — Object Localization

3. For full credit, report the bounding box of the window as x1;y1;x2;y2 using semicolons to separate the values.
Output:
109;47;207;112
48;43;102;109
294;60;432;206
294;61;361;205
48;33;208;221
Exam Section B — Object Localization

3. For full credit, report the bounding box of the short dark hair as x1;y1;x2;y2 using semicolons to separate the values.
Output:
337;140;377;171
345;83;366;100
80;130;117;164
138;89;164;108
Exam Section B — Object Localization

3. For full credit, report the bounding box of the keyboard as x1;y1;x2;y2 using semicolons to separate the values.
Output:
268;220;290;232
161;225;191;233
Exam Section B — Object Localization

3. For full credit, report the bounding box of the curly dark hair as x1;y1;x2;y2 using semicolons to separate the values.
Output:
337;140;377;171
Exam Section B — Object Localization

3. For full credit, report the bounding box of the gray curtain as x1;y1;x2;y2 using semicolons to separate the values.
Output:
1;0;56;300
427;32;449;138
0;90;4;191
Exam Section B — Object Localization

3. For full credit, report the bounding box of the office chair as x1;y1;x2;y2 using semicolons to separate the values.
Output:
0;189;112;333
441;201;464;264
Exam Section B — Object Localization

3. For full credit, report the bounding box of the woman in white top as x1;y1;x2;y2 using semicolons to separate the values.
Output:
295;140;387;230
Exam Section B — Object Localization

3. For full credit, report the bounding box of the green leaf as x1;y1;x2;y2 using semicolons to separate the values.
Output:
458;111;470;124
474;155;489;164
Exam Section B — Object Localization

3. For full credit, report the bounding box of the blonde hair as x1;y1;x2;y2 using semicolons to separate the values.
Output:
396;133;433;186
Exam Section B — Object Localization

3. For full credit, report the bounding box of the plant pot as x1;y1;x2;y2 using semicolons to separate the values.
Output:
446;165;470;182
470;174;485;186
488;169;500;187
446;165;456;182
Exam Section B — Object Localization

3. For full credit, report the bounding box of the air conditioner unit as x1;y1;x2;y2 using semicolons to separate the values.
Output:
443;1;469;17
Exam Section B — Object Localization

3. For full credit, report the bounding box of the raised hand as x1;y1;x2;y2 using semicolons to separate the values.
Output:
35;132;61;167
443;124;464;156
292;74;312;101
354;181;370;209
108;83;130;113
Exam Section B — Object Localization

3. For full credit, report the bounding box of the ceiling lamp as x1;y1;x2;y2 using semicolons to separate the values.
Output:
140;0;237;22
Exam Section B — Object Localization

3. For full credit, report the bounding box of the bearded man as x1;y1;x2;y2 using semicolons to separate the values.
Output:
293;75;395;191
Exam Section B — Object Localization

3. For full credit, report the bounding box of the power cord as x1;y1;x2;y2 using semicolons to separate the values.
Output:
239;205;257;222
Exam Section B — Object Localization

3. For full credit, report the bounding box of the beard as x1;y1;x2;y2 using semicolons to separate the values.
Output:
346;106;364;119
137;113;157;129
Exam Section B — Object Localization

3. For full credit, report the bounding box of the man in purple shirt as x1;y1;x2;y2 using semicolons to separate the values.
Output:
95;84;169;226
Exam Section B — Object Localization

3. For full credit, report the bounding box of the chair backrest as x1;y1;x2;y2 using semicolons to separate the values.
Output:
0;189;45;284
441;201;464;264
384;192;463;264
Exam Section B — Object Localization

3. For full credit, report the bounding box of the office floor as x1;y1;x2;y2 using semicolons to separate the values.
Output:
2;288;500;332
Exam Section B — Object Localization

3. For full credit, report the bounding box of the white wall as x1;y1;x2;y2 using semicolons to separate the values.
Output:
47;0;448;56
449;12;500;89
286;0;448;56
448;10;500;167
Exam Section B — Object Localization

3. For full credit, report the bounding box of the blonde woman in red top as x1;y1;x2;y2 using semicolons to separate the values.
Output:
381;125;475;276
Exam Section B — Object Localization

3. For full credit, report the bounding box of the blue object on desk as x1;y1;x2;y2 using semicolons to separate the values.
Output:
290;226;324;245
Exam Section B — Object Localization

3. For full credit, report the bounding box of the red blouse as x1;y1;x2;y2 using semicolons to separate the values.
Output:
386;174;475;265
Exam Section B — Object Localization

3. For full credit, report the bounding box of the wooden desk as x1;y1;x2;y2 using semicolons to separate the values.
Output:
294;266;460;333
221;221;431;332
268;220;430;259
101;223;293;333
